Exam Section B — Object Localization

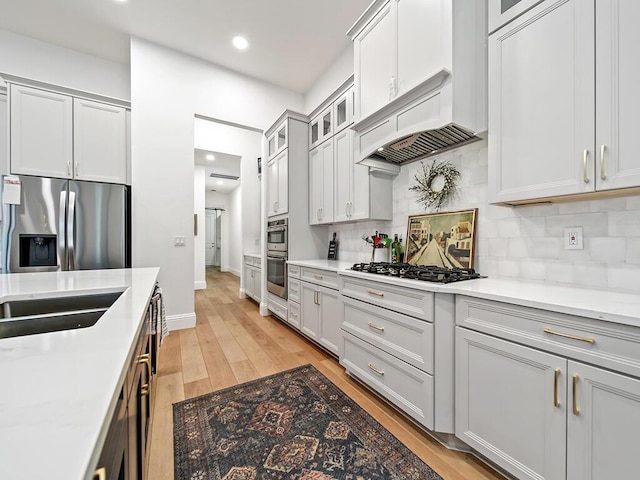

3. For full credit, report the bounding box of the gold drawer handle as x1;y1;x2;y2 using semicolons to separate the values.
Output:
314;274;324;280
367;322;385;332
543;328;595;344
141;384;150;396
138;353;152;375
367;289;384;297
573;374;580;415
94;467;106;480
554;368;561;407
367;363;384;376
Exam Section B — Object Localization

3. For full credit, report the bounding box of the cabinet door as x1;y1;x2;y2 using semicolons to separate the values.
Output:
317;286;339;356
244;264;254;299
456;328;566;480
567;361;640;480
0;94;7;176
276;150;288;215
595;1;640;191
333;86;354;134
488;0;545;33
267;157;278;217
300;282;320;341
10;84;73;178
354;2;395;120
333;128;353;222
488;0;595;203
74;98;127;184
309;140;334;225
396;0;444;96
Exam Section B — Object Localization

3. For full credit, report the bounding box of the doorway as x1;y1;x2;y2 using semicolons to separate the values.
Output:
205;208;223;267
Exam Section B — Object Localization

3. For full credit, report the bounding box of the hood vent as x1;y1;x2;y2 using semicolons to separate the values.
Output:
371;125;480;166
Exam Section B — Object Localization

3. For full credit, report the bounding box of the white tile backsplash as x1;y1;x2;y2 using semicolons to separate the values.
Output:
328;139;640;293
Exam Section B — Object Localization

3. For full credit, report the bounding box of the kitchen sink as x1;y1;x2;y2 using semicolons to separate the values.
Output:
0;292;122;339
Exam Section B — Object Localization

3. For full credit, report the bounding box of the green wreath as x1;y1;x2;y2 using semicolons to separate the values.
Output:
409;160;461;210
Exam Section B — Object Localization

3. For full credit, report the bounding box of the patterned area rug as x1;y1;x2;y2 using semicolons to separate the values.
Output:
173;364;442;480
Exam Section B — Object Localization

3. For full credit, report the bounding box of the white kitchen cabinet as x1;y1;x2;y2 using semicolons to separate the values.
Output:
332;86;354;135
567;361;640;480
73;98;127;184
456;328;566;480
243;256;261;303
10;84;73;178
309;139;333;225
300;280;339;355
267;119;287;160
489;0;640;204
0;93;7;176
488;0;545;33
308;106;333;150
267;150;288;217
455;295;640;480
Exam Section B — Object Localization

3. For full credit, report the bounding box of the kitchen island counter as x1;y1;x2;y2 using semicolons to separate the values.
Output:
0;267;160;480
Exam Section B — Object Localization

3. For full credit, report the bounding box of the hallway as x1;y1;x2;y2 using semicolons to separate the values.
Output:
147;268;503;479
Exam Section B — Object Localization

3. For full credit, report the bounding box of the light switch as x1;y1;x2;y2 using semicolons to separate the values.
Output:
174;236;186;246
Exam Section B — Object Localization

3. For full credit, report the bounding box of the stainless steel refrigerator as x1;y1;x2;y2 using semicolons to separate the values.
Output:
1;175;131;273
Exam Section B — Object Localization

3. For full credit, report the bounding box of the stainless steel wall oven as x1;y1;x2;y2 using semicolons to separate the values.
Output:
267;219;288;299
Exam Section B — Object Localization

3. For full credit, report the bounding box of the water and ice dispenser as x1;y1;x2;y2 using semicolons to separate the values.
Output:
19;235;57;267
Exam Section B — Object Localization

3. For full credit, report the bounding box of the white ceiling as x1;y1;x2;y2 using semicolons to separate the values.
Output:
0;0;370;93
195;148;241;194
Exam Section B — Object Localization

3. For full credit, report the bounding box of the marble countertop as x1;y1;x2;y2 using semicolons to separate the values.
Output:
290;259;640;328
244;252;261;259
0;267;160;480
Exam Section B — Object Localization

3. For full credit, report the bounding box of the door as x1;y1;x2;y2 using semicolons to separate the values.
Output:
215;212;222;267
73;98;127;184
455;328;567;480
488;0;595;203
333;87;354;135
69;181;128;270
205;211;216;266
567;361;640;480
1;176;69;273
595;1;640;191
10;84;73;179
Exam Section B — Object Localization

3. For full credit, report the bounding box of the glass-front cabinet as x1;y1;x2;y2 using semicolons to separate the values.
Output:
333;86;354;135
309;105;332;150
488;0;544;32
267;119;288;159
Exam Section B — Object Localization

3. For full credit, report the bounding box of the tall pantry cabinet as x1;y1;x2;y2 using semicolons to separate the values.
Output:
489;0;640;204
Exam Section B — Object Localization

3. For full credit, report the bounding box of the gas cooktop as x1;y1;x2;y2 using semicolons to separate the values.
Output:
350;262;484;284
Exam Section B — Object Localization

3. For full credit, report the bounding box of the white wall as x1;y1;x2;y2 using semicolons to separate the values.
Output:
131;38;303;328
329;140;640;295
228;187;242;277
0;28;130;100
304;46;354;115
193;166;206;290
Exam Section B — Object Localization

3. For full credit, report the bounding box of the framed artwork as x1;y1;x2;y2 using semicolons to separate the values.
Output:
405;208;477;268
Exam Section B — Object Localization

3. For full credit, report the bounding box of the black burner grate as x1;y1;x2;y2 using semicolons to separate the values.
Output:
350;262;483;283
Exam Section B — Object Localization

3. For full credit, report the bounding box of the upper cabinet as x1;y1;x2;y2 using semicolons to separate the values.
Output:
488;0;640;204
488;0;545;33
333;86;354;135
9;83;129;184
267;120;287;160
0;93;7;176
267;150;288;217
309;106;333;151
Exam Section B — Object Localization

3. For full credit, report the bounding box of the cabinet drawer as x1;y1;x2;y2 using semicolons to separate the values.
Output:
456;296;640;379
267;297;288;321
244;255;254;267
288;301;301;329
341;296;434;374
341;276;434;320
301;267;339;290
288;278;301;303
288;264;301;279
253;257;261;269
340;332;434;430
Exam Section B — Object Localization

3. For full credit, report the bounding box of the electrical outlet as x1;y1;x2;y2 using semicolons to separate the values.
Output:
174;236;186;246
564;227;583;250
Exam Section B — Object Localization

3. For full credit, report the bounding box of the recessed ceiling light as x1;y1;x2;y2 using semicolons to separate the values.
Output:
205;154;215;161
232;36;249;50
217;180;223;185
113;0;128;3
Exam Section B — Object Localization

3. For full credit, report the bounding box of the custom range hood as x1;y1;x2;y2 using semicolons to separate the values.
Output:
349;0;487;173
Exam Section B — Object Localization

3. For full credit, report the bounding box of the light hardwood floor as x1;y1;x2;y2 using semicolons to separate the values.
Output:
147;267;505;480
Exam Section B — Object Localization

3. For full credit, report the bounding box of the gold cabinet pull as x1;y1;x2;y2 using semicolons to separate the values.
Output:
572;374;580;415
543;328;595;344
600;144;607;180
138;353;152;376
367;363;384;376
141;384;150;396
314;274;324;280
367;289;384;297
583;149;590;184
554;368;561;407
367;322;385;332
94;467;106;480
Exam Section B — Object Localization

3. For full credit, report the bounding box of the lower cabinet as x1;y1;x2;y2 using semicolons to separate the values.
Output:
243;256;261;303
300;281;339;355
455;296;640;480
96;384;128;480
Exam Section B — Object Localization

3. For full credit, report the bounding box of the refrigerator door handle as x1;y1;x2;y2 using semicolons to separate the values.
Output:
59;190;68;271
67;191;76;270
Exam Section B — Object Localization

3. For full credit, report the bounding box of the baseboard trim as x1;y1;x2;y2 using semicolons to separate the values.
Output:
194;281;207;290
239;288;247;299
166;312;196;331
259;302;270;316
229;267;241;277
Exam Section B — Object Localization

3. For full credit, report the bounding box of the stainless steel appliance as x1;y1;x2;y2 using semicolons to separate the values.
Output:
350;262;484;283
267;218;287;252
266;218;288;299
2;175;130;273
